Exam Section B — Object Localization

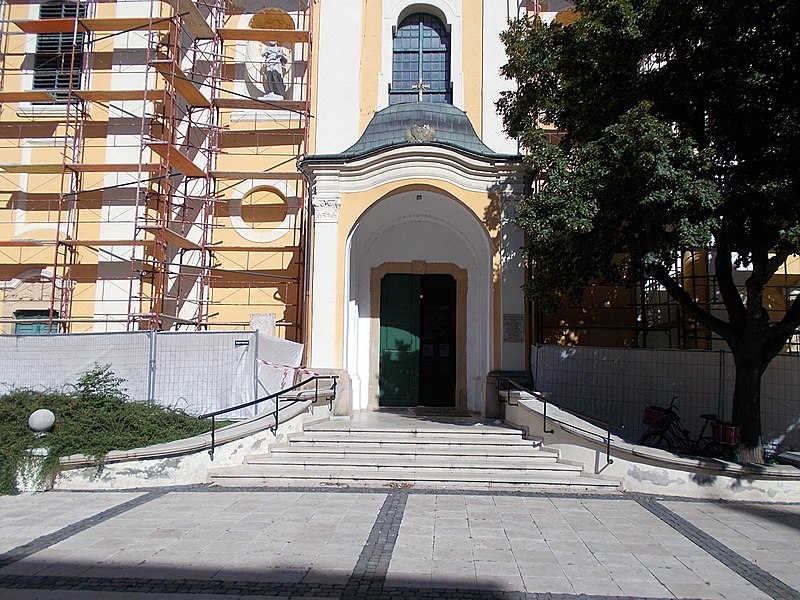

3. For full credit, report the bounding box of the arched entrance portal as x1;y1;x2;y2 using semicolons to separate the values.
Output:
345;188;492;413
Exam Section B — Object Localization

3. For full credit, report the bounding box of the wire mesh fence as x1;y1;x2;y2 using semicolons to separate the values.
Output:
0;332;151;400
0;330;303;418
532;344;800;452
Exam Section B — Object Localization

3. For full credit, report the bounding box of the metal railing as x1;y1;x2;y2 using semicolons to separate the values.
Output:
496;377;622;465
200;375;338;459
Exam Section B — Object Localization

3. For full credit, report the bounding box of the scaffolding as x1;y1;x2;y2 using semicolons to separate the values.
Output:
0;0;313;339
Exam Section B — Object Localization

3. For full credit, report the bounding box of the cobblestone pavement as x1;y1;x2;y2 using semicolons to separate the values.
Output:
0;486;798;599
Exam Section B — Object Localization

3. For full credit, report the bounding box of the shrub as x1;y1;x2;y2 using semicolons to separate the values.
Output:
0;365;217;495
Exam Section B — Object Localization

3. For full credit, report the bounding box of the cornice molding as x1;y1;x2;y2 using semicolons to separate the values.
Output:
302;145;525;195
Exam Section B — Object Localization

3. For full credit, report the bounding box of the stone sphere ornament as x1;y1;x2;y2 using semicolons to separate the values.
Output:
28;409;55;433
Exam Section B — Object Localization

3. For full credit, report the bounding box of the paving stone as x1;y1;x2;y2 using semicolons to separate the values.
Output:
2;486;800;600
568;577;623;596
520;574;574;593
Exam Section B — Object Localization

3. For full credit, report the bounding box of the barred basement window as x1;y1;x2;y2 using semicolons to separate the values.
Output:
32;1;87;102
14;310;58;335
390;13;452;105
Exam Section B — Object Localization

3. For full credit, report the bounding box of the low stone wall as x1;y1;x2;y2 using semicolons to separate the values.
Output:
504;391;800;502
52;398;333;490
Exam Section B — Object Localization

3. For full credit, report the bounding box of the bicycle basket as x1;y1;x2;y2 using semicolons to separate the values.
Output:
643;405;670;426
712;422;741;445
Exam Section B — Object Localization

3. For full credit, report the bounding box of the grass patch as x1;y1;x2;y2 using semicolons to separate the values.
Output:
0;365;221;495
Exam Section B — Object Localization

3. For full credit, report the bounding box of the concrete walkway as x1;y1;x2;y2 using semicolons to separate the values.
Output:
0;486;798;599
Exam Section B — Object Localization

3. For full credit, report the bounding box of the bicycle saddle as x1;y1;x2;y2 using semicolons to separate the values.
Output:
699;413;718;420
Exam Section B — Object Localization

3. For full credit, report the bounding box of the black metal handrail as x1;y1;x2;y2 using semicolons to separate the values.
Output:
200;375;338;460
495;377;622;465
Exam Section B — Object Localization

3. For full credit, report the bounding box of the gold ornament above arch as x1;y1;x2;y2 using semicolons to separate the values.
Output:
249;8;294;30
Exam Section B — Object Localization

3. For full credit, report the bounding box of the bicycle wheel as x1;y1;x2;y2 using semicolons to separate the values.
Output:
640;431;673;452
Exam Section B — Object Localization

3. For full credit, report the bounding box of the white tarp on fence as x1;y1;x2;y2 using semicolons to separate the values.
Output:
151;331;257;418
0;330;304;419
0;332;151;400
532;344;800;451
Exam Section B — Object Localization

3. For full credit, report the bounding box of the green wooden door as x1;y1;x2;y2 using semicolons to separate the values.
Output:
379;274;420;406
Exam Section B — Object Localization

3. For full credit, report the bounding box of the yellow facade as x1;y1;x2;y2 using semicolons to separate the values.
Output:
0;0;313;338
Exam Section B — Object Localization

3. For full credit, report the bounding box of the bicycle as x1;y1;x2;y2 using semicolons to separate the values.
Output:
638;396;739;460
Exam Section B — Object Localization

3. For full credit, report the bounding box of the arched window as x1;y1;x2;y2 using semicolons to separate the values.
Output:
390;13;451;105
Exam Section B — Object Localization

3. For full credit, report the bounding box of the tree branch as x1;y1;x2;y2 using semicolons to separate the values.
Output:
649;263;733;342
714;244;746;326
770;290;800;340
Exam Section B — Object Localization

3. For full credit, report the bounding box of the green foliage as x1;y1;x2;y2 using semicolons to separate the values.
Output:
500;0;799;300
75;363;129;401
0;365;217;495
498;0;800;459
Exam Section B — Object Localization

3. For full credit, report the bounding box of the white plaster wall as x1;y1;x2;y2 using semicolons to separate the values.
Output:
315;0;363;153
498;182;527;370
482;1;527;368
309;223;340;367
346;189;492;412
481;0;521;154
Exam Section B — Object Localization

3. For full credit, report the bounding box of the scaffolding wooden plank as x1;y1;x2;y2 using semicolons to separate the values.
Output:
0;90;56;103
147;142;206;178
140;225;201;250
163;0;214;39
0;163;164;173
13;18;171;34
209;245;296;252
218;28;308;43
0;164;63;173
60;239;154;247
220;127;306;138
74;90;165;102
13;18;78;33
215;98;307;112
0;240;48;247
211;170;303;180
85;17;172;31
151;60;210;107
72;163;164;173
72;164;162;173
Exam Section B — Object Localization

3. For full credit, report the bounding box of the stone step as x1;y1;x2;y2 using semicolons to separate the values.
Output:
208;466;619;489
244;454;576;471
206;416;619;491
304;423;527;437
265;443;558;459
289;432;539;447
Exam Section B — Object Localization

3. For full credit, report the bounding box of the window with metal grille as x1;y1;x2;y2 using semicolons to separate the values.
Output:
390;13;451;105
14;310;58;335
33;1;86;102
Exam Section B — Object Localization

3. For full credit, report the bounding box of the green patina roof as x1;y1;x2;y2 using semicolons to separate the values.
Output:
308;102;519;161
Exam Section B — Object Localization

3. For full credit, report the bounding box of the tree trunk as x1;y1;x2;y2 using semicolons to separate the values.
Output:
730;352;765;464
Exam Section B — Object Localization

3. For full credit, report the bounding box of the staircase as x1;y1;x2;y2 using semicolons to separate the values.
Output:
207;413;619;490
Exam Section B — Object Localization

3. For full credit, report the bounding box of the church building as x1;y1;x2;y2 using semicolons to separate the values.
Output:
0;0;550;415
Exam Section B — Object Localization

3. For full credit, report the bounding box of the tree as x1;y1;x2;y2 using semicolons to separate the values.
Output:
497;0;799;463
